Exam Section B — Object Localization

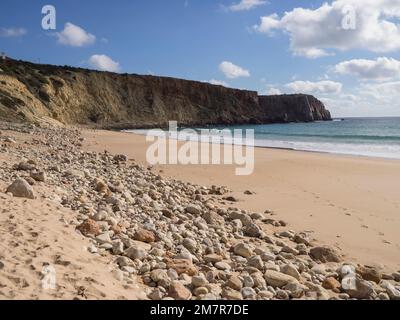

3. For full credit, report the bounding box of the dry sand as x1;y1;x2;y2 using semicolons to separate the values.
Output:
82;129;400;271
0;130;147;300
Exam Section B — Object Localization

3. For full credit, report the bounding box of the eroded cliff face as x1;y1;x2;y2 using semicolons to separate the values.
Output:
259;94;332;123
0;59;331;128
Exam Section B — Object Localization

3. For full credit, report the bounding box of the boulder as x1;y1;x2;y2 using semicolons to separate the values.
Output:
6;178;35;199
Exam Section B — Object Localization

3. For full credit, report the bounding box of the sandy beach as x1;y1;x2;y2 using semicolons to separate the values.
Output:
83;129;400;271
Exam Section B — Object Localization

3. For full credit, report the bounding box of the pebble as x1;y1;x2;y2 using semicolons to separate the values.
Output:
264;270;298;288
125;245;147;260
226;275;243;291
233;243;253;258
168;281;192;300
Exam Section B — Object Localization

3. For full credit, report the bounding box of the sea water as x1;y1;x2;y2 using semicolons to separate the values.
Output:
127;117;400;160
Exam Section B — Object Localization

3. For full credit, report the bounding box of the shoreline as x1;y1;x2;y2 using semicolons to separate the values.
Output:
126;129;400;162
83;129;400;271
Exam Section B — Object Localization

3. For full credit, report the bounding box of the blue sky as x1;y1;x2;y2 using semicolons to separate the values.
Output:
1;0;400;117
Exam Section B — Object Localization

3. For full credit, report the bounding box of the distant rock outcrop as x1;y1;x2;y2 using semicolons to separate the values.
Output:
259;94;331;123
0;59;331;128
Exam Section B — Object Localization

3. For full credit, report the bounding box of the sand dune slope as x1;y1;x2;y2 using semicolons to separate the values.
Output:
0;187;146;300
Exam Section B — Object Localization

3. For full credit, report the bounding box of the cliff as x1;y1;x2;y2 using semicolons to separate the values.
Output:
0;59;331;128
259;94;331;123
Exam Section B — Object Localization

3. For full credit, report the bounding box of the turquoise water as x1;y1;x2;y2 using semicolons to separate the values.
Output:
127;117;400;159
211;117;400;159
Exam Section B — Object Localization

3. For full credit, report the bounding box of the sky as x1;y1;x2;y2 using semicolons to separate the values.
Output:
1;0;400;117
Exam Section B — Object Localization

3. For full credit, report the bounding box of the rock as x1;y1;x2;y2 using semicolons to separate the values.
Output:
281;264;301;281
378;292;390;300
148;288;165;300
30;171;46;182
202;211;224;225
15;161;35;171
113;154;128;162
281;245;299;255
226;275;243;291
192;275;208;287
64;169;84;178
242;275;255;288
215;262;231;271
134;228;155;243
96;232;112;244
121;266;135;274
204;254;223;263
93;211;108;221
381;281;400;300
25;176;36;185
260;252;276;262
221;287;243;300
223;196;238;202
233;243;253;258
343;276;375;299
4;137;16;143
251;272;267;288
258;291;274;299
243;223;263;238
275;289;289;300
182;238;197;252
264;270;298;288
150;269;171;288
248;255;264;270
229;211;252;226
77;219;101;236
311;264;326;275
6;178;35;199
112;241;124;255
241;287;257;299
293;232;310;245
193;287;209;296
356;266;382;284
185;205;202;215
392;272;400;282
168;281;192;300
322;277;341;292
95;179;109;194
125;245;148;260
167;259;198;276
309;246;342;263
340;264;355;278
284;282;306;298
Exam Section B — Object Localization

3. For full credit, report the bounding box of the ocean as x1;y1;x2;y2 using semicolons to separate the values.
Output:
127;117;400;160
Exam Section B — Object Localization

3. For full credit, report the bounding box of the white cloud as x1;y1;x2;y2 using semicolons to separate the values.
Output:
360;81;400;100
208;79;229;87
266;87;282;95
57;23;96;47
334;57;400;80
323;82;400;117
253;0;400;58
229;0;267;12
88;54;120;72
219;61;250;79
286;80;342;94
0;27;26;37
